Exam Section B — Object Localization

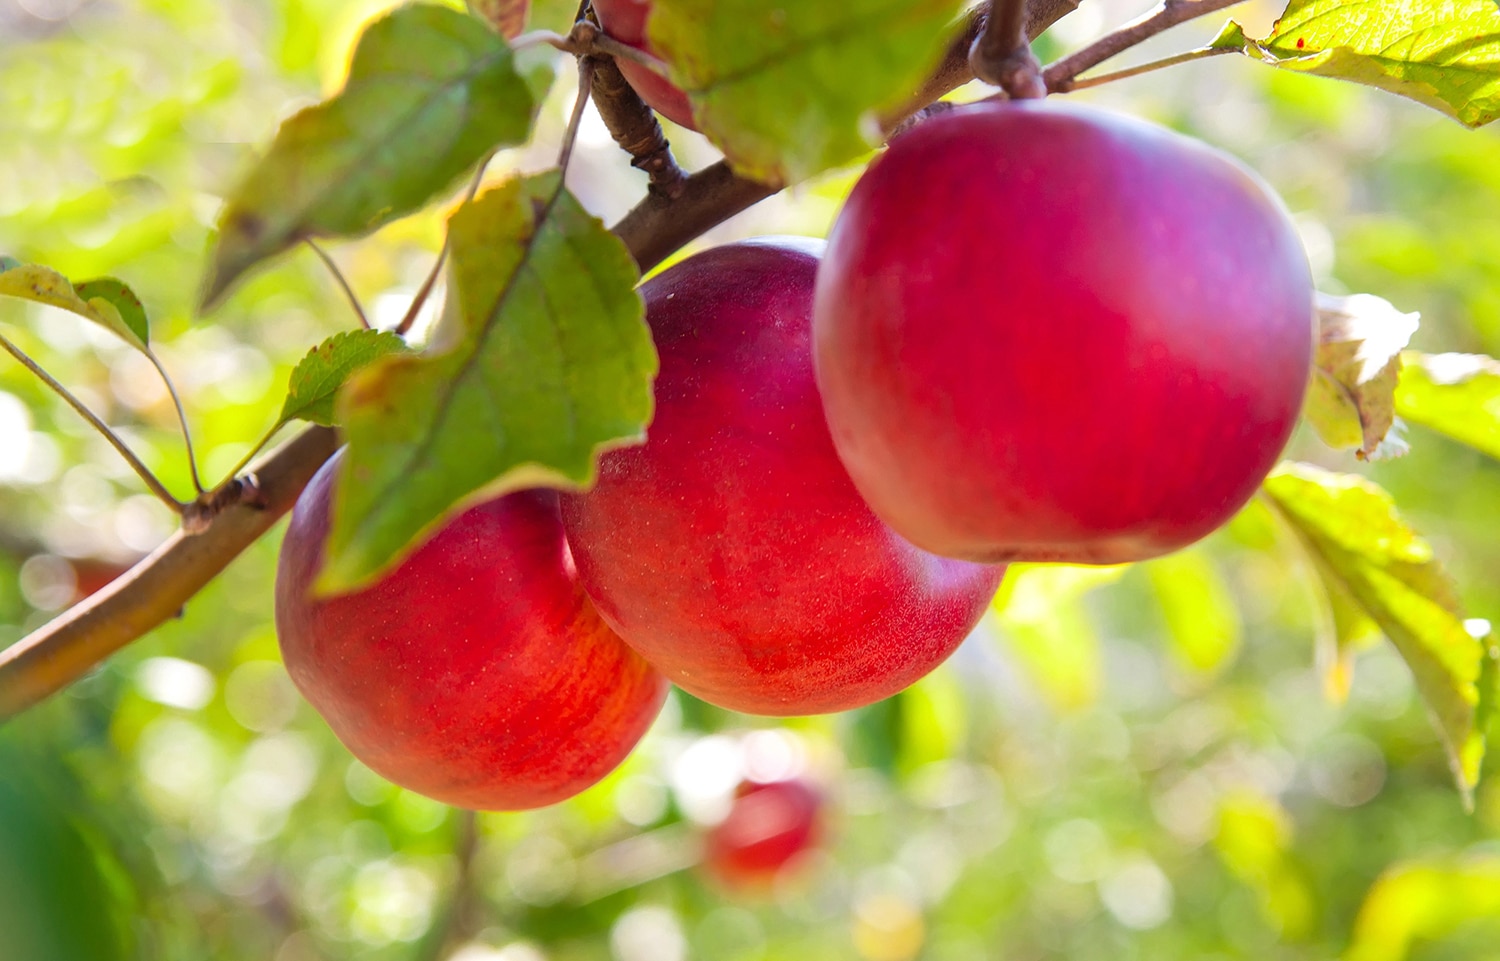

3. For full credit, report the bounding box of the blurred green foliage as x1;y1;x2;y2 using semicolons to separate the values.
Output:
3;1;1500;960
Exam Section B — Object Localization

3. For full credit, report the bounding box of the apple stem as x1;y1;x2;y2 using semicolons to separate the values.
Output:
1042;0;1249;93
970;0;1047;99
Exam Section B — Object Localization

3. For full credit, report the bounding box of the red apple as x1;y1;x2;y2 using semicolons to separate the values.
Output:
593;0;697;130
559;240;1003;716
275;452;668;810
813;101;1315;565
704;777;824;889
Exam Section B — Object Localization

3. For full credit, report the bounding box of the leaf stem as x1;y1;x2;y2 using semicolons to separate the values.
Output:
1043;0;1247;92
306;239;370;330
559;57;598;178
1059;44;1236;90
144;351;205;494
395;152;496;339
0;333;186;513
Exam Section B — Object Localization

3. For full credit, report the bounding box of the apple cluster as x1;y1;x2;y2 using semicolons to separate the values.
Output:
274;99;1314;812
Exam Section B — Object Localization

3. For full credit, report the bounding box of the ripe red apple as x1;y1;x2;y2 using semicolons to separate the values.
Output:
813;101;1315;565
704;777;825;889
592;0;697;130
559;240;1003;716
275;452;668;810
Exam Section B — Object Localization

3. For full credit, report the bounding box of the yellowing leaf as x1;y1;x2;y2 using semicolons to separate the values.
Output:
0;262;150;352
1263;463;1486;801
1303;291;1417;460
468;0;530;38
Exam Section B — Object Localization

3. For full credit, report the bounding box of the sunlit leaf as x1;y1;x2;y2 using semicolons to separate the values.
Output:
320;171;654;592
1263;462;1486;800
648;0;965;183
203;4;542;307
1219;0;1500;127
992;563;1127;712
1303;291;1418;460
0;262;149;351
277;329;412;428
1347;857;1500;961
1144;550;1242;679
1214;791;1316;940
1395;351;1500;461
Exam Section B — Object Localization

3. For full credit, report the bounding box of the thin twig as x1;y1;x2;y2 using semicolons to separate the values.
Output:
559;57;598;178
395;153;495;339
306;239;370;330
971;0;1046;98
0;333;185;513
1063;44;1236;91
1043;0;1247;92
145;351;205;494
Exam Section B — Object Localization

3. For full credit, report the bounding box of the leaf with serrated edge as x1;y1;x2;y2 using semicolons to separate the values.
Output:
279;329;411;427
1396;351;1500;461
0;263;149;352
319;171;655;592
468;0;530;37
203;4;541;308
1221;0;1500;127
1263;462;1485;801
1304;291;1417;460
648;0;965;184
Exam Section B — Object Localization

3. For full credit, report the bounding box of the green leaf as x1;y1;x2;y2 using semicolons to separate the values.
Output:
1222;0;1500;127
1262;462;1486;801
1347;858;1500;961
73;278;151;349
1304;291;1417;460
203;4;542;308
278;329;412;428
319;171;655;592
648;0;966;184
1395;351;1500;460
0;262;149;352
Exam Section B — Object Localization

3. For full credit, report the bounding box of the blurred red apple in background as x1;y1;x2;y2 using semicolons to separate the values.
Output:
704;777;825;889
